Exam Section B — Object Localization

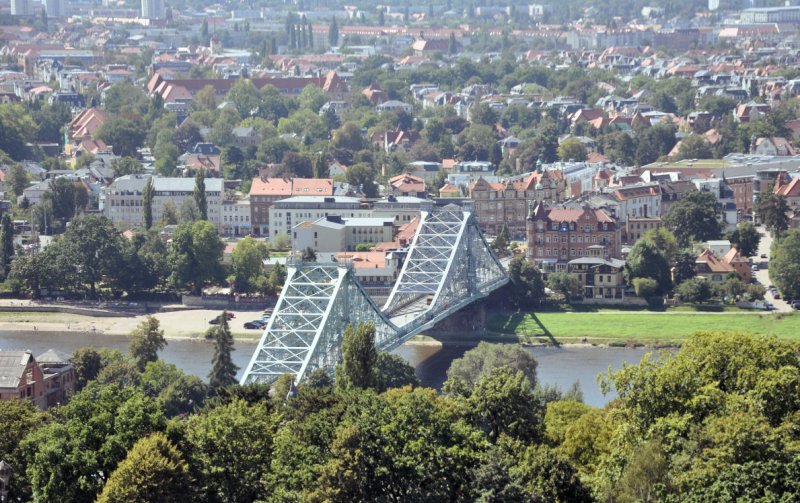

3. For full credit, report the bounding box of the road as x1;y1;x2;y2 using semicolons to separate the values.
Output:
753;227;792;312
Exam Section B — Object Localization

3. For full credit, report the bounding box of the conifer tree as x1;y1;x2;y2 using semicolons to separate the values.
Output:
208;312;239;390
193;170;207;221
143;176;154;230
0;213;14;278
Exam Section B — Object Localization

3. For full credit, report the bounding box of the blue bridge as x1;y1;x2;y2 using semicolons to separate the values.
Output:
241;204;509;384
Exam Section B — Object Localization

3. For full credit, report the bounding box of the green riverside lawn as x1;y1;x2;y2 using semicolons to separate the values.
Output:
486;309;800;346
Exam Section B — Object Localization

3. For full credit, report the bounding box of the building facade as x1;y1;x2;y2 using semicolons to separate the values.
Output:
469;170;567;238
527;202;621;271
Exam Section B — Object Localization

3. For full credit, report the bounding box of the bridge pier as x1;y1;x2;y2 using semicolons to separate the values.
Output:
424;301;488;338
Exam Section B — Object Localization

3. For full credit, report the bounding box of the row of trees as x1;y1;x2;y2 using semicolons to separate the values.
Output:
6;214;285;299
2;328;797;501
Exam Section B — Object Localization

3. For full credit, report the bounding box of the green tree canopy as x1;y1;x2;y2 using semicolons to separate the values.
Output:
168;221;225;295
96;432;190;503
663;191;723;246
129;316;167;371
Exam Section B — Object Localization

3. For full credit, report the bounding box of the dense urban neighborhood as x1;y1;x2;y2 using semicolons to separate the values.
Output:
1;0;800;500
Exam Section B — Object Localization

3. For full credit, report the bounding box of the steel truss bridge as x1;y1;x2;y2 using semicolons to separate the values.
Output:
241;205;509;385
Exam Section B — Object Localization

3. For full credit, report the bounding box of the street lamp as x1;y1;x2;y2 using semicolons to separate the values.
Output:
0;459;11;503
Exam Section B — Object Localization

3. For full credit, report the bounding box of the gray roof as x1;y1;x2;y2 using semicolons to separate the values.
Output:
36;349;71;364
0;351;32;389
153;177;224;192
568;257;626;268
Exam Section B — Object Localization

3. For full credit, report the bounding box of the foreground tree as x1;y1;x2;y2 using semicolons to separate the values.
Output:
231;237;269;294
445;341;538;392
507;257;545;307
184;399;274;503
336;322;378;390
129;316;167;371
625;239;672;294
208;312;239;390
547;272;583;303
96;433;190;503
675;277;714;303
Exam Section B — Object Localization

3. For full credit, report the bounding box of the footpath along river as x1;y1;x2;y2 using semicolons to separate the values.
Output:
0;331;658;408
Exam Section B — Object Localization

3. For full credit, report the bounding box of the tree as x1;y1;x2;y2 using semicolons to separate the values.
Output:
375;353;419;392
329;17;338;46
300;246;317;262
96;119;146;158
770;228;800;300
727;221;760;257
673;248;697;285
70;347;125;390
558;138;588;162
470;102;498;127
46;177;79;226
22;383;166;503
225;79;261;118
184;399;273;503
547;271;583;302
345;163;378;197
493;224;511;256
194;85;217;111
110;157;144;177
231;237;269;294
0;400;43;501
6;163;29;197
663;191;723;246
625;240;672;294
469;367;542;443
96;433;190;503
193;170;208;220
59;215;126;298
142;176;154;230
168;221;225;295
129;316;167;371
280;151;313;178
208;312;239;390
633;277;659;298
337;322;378;390
161;201;178;226
139;360;208;417
0;213;13;278
507;256;545;307
675;277;713;303
757;191;790;238
445;341;538;392
676;135;712;160
641;228;678;262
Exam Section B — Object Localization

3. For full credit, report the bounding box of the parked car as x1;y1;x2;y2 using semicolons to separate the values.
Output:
761;253;767;259
751;264;760;271
774;292;781;300
209;312;235;325
244;320;267;329
791;301;800;310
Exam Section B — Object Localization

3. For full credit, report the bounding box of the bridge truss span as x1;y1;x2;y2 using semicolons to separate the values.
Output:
241;206;509;385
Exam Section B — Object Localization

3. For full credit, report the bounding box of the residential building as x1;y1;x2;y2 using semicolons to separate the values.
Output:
232;127;259;148
0;351;45;410
694;248;751;284
625;217;662;244
527;202;621;271
375;100;413;114
103;175;224;230
248;177;334;236
388;173;426;197
268;196;371;237
752;137;796;156
372;196;427;225
292;215;394;259
221;199;251;236
568;257;628;302
36;349;75;409
469;170;567;238
774;175;800;208
336;251;401;286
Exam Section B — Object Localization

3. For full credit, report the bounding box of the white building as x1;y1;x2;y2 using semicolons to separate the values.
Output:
268;196;371;238
103;175;225;230
221;199;251;236
11;0;33;15
141;0;165;19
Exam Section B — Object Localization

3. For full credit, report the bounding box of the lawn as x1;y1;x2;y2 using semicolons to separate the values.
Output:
487;311;800;344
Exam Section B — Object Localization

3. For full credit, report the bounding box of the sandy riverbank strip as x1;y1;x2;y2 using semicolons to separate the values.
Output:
0;309;266;341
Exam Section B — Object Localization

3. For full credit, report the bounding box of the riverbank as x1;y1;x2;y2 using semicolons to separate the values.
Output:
487;309;800;346
0;310;265;341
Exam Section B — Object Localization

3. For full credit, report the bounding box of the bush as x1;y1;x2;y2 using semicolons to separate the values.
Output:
633;277;659;298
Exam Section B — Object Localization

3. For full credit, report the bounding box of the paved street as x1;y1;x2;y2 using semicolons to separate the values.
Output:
754;227;792;312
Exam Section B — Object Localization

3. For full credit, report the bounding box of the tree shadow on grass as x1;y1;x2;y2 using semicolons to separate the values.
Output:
529;312;560;347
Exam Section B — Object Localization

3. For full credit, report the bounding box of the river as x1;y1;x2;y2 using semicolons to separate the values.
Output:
0;331;659;408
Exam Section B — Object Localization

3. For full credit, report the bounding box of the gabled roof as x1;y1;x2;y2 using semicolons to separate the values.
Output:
249;177;292;197
0;351;33;389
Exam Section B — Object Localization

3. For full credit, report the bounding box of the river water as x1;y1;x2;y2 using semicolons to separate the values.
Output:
0;332;658;408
